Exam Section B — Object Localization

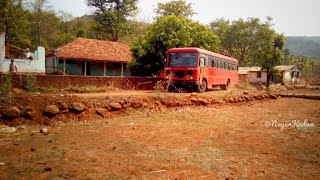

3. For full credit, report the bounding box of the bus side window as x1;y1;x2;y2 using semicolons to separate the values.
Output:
199;57;205;67
205;59;210;67
212;60;215;68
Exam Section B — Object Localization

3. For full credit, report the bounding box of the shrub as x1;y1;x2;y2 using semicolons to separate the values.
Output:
0;74;12;94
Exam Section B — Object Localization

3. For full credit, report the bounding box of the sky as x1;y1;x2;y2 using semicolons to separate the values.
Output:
49;0;320;36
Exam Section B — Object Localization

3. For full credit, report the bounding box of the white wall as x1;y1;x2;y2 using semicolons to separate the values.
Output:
0;33;46;73
0;33;5;72
247;71;268;83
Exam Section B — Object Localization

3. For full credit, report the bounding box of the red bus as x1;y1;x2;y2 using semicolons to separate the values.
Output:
164;47;239;92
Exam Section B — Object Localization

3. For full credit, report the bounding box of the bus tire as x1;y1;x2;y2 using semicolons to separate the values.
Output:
168;84;175;92
220;81;230;90
198;79;207;93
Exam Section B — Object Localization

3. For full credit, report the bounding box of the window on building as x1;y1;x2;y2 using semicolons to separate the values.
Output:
257;71;262;78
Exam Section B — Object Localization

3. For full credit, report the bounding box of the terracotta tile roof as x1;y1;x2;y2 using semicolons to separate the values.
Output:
47;38;132;63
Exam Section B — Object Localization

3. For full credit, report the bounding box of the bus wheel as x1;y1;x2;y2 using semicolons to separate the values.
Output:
168;84;175;92
220;81;230;90
198;79;207;93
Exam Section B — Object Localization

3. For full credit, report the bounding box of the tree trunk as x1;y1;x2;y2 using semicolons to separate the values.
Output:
266;68;270;88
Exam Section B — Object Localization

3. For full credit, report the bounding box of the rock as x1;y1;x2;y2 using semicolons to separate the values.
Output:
44;105;60;117
69;102;86;112
40;128;48;135
96;108;109;118
243;91;249;95
118;101;126;105
269;94;278;99
3;107;23;119
44;167;52;172
190;98;198;103
228;97;235;103
24;111;35;119
122;103;131;109
57;102;68;110
155;100;162;106
190;93;198;97
197;98;209;106
0;125;17;132
244;95;251;101
12;88;24;94
132;101;143;108
109;102;122;111
22;106;35;119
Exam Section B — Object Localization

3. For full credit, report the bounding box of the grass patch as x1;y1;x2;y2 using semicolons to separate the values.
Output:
64;85;115;93
0;74;12;94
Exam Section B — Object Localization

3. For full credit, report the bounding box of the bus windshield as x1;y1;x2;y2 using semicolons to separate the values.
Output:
168;53;198;67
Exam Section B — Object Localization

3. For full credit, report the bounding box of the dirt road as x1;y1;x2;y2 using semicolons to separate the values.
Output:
0;98;319;179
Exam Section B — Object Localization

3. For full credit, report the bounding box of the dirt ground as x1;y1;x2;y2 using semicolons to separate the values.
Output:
0;87;319;179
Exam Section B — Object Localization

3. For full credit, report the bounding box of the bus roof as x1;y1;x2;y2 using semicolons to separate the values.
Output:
166;47;238;63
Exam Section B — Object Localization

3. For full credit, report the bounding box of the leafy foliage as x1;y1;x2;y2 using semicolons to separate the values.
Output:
87;0;138;41
0;0;30;48
129;15;220;76
210;17;285;87
155;0;196;18
210;17;280;66
0;74;12;95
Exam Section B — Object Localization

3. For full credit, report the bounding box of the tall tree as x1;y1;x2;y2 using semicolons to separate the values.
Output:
129;15;219;76
87;0;138;41
0;0;30;47
210;17;269;66
253;30;285;87
155;0;196;18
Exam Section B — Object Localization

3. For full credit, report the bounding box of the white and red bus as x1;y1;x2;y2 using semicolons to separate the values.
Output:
165;47;239;92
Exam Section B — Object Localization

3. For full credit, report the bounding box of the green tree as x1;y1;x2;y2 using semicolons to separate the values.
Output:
129;15;220;76
210;17;279;66
0;0;30;48
253;31;285;87
155;0;196;18
87;0;138;41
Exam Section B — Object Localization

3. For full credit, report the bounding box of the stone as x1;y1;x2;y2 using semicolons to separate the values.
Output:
3;107;23;119
132;101;143;108
269;94;278;99
197;98;209;106
69;102;86;112
12;88;24;94
155;100;162;106
44;105;60;117
228;97;235;103
190;93;198;97
118;101;126;105
109;102;122;111
243;91;249;95
24;111;35;119
57;102;68;110
190;98;198;103
40;128;48;135
244;95;251;101
96;108;109;118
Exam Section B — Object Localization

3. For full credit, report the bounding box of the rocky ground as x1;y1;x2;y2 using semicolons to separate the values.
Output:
0;85;319;179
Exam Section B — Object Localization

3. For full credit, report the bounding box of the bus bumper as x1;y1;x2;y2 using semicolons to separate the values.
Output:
169;80;199;89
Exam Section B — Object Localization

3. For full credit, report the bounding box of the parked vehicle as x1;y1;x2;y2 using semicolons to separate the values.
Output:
165;47;239;92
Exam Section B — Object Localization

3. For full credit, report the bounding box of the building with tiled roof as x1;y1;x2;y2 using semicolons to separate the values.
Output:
46;38;132;76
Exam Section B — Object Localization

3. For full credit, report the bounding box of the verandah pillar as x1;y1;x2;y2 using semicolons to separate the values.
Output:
63;59;66;76
84;60;87;76
121;62;124;77
104;61;106;76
